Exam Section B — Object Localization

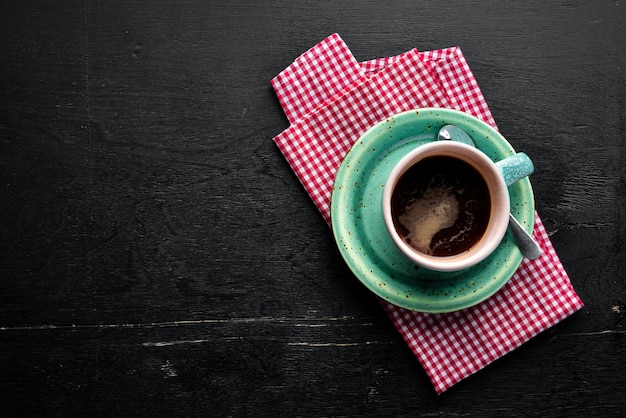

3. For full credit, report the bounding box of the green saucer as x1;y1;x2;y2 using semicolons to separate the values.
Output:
330;108;535;313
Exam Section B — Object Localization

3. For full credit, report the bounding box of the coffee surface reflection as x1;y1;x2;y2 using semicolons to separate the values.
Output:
390;156;491;257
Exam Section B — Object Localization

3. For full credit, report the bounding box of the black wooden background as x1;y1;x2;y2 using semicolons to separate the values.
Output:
1;1;625;416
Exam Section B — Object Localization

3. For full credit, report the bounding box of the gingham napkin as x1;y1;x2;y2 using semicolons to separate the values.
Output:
271;34;584;393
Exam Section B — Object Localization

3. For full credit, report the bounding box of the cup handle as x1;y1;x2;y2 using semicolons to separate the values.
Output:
495;152;534;186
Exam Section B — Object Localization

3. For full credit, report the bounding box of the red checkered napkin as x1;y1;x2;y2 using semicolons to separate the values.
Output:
271;34;584;393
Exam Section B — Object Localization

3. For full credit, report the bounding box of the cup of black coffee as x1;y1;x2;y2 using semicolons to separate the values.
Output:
382;140;533;272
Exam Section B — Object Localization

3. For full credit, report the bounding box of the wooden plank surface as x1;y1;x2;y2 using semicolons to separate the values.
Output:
1;0;625;416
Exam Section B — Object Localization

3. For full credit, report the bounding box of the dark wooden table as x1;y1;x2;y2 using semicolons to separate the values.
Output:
1;1;625;416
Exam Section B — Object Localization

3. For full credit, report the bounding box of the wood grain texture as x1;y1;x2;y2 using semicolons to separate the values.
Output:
1;0;625;416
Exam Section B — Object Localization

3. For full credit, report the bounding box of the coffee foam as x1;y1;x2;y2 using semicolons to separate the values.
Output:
398;184;459;255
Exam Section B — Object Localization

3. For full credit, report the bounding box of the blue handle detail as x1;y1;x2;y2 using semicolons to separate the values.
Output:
495;153;534;186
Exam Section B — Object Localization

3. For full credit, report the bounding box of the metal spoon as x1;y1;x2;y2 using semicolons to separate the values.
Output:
437;125;541;260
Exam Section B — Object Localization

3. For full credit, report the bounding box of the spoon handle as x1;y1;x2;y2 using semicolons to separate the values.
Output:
508;214;541;260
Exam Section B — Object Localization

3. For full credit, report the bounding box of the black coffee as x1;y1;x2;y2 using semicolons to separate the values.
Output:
390;156;491;257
